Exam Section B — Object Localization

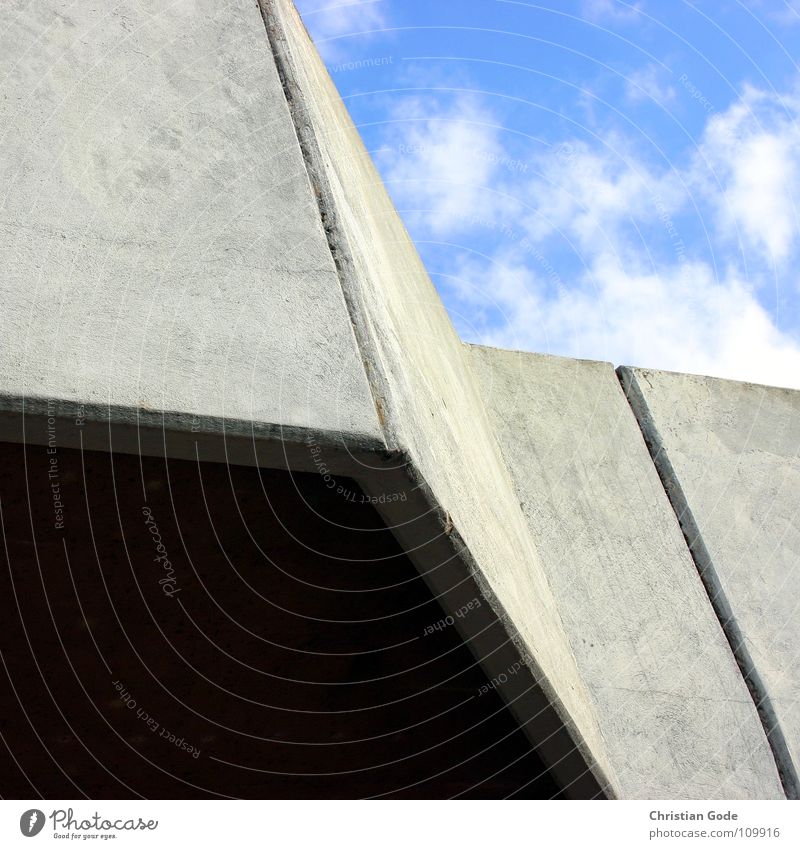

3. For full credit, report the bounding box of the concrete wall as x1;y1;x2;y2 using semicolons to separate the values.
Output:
1;0;796;800
620;367;800;798
0;0;381;446
469;347;783;798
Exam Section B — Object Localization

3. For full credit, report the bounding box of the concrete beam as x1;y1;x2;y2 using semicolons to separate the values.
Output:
0;0;381;447
261;0;615;796
619;367;800;799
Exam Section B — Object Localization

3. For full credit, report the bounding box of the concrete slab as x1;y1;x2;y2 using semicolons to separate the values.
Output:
620;367;800;798
470;346;784;798
10;0;789;801
263;0;615;796
0;0;381;445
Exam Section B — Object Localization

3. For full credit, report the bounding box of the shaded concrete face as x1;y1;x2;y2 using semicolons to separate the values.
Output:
468;347;783;799
0;441;562;799
620;368;800;797
0;0;381;443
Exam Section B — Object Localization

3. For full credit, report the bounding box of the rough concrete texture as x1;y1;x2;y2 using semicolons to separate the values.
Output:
620;367;800;797
469;347;784;799
0;0;381;445
263;0;615;794
3;0;794;800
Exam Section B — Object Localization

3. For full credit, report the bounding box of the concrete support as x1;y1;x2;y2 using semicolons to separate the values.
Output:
261;0;616;797
620;367;800;798
1;0;796;800
469;347;784;798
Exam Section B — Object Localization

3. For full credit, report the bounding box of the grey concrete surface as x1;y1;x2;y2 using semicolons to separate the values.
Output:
0;0;381;445
3;0;793;800
620;367;800;798
470;347;784;798
263;0;615;795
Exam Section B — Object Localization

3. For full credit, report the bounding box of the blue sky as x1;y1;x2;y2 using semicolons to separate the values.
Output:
296;0;800;388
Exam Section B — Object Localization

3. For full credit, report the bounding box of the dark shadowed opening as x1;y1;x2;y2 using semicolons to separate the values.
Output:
0;441;562;799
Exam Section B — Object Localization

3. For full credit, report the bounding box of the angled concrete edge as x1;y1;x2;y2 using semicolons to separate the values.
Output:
258;0;616;797
8;0;795;801
0;391;387;478
470;346;783;799
618;366;799;799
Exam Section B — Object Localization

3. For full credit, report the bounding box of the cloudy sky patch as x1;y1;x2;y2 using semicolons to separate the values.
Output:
296;0;800;388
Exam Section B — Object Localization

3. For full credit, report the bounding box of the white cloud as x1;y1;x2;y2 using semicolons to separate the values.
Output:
295;1;387;61
456;253;800;389
376;96;518;237
693;86;800;263
377;84;800;388
518;138;680;251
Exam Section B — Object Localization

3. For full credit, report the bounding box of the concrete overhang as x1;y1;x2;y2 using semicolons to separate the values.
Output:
1;0;795;800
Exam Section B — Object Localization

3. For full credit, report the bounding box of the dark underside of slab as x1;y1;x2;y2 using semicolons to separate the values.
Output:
0;442;562;799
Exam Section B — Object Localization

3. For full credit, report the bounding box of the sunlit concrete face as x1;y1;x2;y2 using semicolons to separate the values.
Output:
469;347;784;800
0;441;561;799
0;0;381;445
619;367;800;798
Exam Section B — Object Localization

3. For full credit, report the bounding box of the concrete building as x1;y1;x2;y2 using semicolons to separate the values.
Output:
0;0;796;799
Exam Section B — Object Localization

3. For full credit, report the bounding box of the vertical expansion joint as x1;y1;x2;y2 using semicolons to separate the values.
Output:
616;367;799;800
